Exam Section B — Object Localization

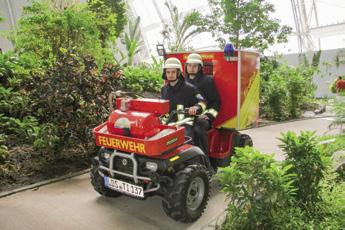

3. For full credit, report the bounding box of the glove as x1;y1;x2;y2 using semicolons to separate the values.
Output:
199;114;210;120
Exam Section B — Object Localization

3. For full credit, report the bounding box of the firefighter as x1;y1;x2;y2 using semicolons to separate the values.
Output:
185;53;221;154
161;57;206;138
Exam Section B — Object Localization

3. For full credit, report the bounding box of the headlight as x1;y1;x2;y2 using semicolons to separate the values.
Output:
145;162;158;172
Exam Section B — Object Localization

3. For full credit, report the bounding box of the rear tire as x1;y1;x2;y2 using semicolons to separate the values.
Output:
162;164;209;223
239;134;253;147
90;158;122;198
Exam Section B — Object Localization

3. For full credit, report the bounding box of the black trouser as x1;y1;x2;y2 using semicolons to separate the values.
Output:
182;124;194;143
193;117;211;154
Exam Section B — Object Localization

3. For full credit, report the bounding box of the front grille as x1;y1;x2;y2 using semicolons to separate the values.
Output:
113;156;134;174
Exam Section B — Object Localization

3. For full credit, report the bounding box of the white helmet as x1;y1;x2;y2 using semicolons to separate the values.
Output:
186;53;203;66
163;58;182;71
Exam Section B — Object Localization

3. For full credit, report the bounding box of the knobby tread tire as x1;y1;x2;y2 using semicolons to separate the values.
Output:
239;134;253;147
162;164;210;223
90;161;122;198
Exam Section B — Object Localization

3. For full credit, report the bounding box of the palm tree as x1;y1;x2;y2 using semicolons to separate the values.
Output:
162;0;204;52
122;16;142;66
113;16;143;66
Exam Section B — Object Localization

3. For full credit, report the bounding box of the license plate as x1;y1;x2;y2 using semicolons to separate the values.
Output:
104;176;144;198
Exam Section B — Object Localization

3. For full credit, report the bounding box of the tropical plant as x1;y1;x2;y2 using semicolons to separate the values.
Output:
0;115;40;142
329;98;345;133
219;147;296;230
0;134;9;163
87;0;126;47
12;1;107;68
25;50;107;148
120;16;143;66
318;176;345;228
279;131;328;216
122;64;163;93
149;55;164;70
49;0;79;9
260;56;316;121
203;0;292;50
161;0;205;52
0;51;33;88
101;0;127;37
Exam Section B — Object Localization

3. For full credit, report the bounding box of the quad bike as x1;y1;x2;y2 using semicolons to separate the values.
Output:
90;49;259;222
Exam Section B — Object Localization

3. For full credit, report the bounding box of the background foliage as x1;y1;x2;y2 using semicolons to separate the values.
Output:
279;131;327;215
161;0;205;52
329;98;345;133
202;0;292;50
0;0;162;181
87;0;127;47
220;132;345;229
219;147;296;229
260;56;317;121
12;1;110;68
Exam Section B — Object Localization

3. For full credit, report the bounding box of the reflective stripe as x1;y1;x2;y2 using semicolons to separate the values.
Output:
198;102;206;112
161;114;169;125
168;117;194;126
206;108;218;118
185;121;194;126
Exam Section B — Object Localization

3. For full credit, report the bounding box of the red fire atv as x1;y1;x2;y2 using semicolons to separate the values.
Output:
90;48;260;222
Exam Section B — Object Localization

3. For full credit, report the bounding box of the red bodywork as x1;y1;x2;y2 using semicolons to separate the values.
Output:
166;50;260;159
94;98;185;157
166;51;260;129
94;50;259;161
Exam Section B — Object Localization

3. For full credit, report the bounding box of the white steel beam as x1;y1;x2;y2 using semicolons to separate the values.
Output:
310;22;345;38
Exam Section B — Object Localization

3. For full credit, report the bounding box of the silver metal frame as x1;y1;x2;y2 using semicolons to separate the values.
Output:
98;150;161;194
237;49;242;130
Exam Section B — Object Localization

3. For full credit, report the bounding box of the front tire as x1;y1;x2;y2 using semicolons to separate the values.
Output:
90;158;122;198
162;164;209;222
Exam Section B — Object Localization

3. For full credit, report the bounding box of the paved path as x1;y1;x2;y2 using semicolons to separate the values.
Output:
0;118;337;230
242;117;338;161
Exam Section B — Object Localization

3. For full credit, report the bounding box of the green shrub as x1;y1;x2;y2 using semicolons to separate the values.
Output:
273;172;345;230
122;65;163;93
12;1;111;68
218;147;296;230
0;1;161;159
0;86;29;117
317;172;345;229
279;131;328;216
25;51;108;149
318;135;345;157
260;57;316;121
0;134;9;163
1;49;162;156
0;115;40;143
87;0;126;47
32;123;60;152
330;79;337;94
0;51;34;89
329;99;345;133
220;133;344;229
0;115;60;152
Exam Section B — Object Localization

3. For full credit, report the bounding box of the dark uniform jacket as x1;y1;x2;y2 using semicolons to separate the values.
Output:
186;71;221;120
161;79;205;114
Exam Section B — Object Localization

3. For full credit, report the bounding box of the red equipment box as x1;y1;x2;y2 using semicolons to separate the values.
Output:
93;122;185;156
167;50;260;130
115;98;170;116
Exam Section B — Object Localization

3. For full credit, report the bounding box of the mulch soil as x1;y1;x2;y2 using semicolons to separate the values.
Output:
0;145;94;193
